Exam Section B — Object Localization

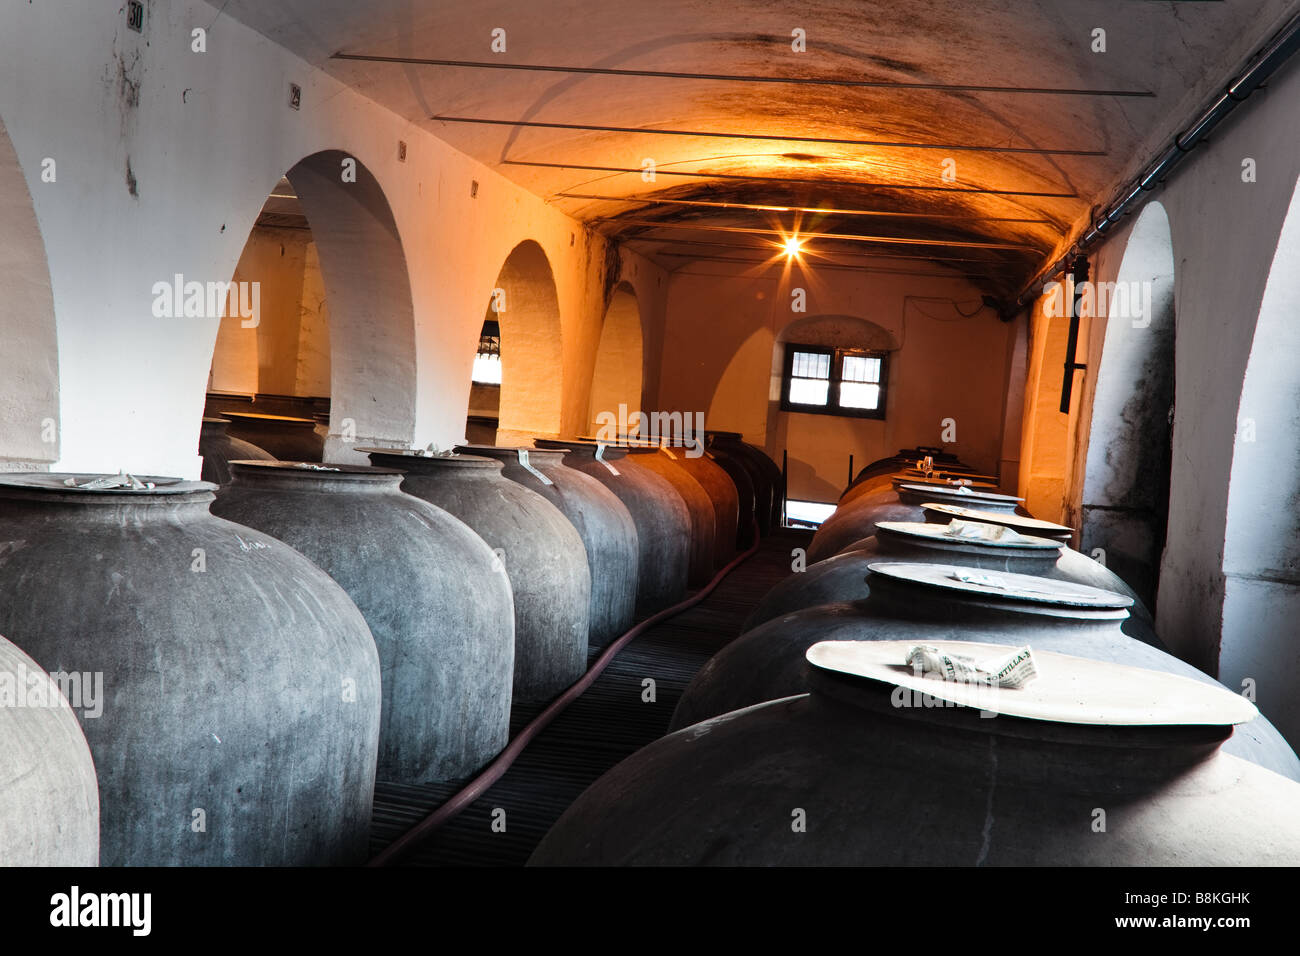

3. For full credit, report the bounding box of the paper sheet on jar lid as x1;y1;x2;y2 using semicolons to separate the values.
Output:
943;518;1026;543
906;644;1039;689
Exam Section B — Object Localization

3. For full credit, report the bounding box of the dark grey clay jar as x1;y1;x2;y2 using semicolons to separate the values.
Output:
624;446;717;587
535;439;690;613
706;432;775;537
808;483;1025;562
671;448;741;567
670;562;1300;780
0;633;100;865
746;521;1162;648
211;462;515;783
0;474;382;866
704;447;757;548
458;444;639;649
363;450;589;702
199;417;275;485
223;412;325;462
533;641;1300;866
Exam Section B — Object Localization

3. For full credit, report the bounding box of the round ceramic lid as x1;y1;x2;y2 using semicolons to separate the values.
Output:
865;561;1132;608
228;461;404;477
358;447;502;468
922;502;1073;535
892;475;999;490
875;520;1063;552
806;640;1258;727
0;474;213;495
898;483;1022;503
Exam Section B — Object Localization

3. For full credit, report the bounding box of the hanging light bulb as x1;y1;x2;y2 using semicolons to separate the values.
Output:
783;235;804;259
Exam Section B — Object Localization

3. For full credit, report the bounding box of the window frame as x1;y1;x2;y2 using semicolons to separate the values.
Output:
779;342;890;420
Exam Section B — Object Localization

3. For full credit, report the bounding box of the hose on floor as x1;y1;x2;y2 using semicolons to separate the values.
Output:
367;519;763;867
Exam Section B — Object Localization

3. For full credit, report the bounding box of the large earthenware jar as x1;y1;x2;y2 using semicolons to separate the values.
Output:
808;483;1024;562
746;520;1162;648
706;432;774;537
211;462;515;782
623;446;716;587
198;417;275;485
839;473;1001;509
704;445;757;547
223;412;325;462
0;474;381;866
919;503;1152;623
535;439;690;613
532;640;1300;865
457;445;638;648
670;562;1299;780
0;633;100;865
363;450;589;702
672;446;741;565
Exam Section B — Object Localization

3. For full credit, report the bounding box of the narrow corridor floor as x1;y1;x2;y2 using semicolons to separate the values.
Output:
369;527;811;866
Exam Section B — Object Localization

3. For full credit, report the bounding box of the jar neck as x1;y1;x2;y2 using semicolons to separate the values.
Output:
227;467;403;495
0;487;217;525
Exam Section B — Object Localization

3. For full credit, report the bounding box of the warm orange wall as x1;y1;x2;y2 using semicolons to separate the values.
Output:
209;226;331;398
655;260;1018;501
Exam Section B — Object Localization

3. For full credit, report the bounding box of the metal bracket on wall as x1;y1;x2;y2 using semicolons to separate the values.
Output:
1060;256;1089;414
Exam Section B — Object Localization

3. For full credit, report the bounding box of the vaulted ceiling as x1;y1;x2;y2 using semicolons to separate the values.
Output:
216;0;1300;297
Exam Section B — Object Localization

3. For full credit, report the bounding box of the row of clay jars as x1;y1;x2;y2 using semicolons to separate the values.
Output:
211;462;515;783
0;474;381;866
364;450;590;702
457;445;639;649
530;633;1300;865
535;440;691;614
708;432;785;534
670;562;1300;781
0;631;100;864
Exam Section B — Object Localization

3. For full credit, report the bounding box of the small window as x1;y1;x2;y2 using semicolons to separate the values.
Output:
472;320;502;385
780;343;889;418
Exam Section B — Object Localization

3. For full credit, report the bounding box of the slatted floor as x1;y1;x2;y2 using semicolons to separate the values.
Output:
369;527;811;866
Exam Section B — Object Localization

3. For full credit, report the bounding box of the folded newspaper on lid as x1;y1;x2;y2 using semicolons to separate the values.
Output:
905;644;1039;689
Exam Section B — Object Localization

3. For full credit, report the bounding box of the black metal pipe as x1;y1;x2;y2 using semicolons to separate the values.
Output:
1017;10;1300;307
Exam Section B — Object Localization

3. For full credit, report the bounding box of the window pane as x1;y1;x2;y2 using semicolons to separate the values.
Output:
472;352;502;385
791;350;830;380
788;377;830;405
842;355;881;383
839;382;880;409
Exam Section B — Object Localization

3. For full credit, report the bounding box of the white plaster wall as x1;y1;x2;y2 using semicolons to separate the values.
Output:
0;0;667;477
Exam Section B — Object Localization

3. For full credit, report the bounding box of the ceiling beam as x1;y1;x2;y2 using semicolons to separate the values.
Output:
619;235;1023;267
431;115;1107;156
592;218;1039;250
652;251;1009;279
332;52;1154;98
502;160;1079;197
553;192;1053;223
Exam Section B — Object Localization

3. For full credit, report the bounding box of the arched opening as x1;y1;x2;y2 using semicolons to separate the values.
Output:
1077;202;1176;608
206;150;417;462
0;113;59;471
481;240;563;445
766;314;901;511
1219;175;1300;748
587;282;644;433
